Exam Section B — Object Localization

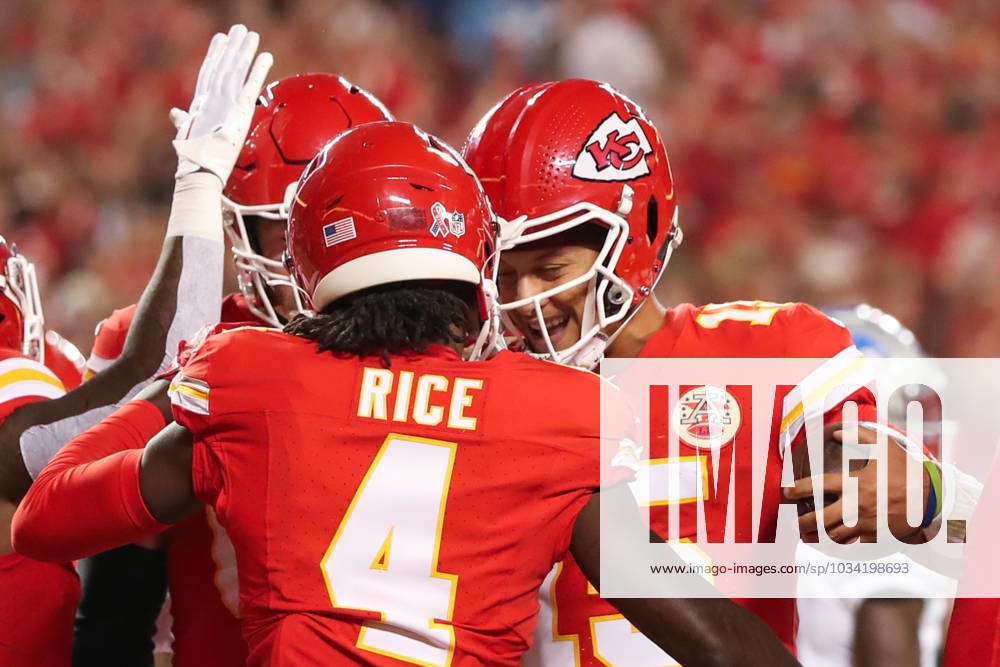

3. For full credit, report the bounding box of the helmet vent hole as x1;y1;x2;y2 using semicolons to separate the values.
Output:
410;183;434;192
646;196;659;245
349;85;360;94
324;195;344;210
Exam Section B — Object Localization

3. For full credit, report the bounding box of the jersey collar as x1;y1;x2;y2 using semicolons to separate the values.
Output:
637;306;691;358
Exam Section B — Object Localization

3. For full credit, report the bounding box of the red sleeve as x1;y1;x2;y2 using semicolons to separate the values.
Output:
770;304;879;452
598;378;641;487
11;400;170;562
167;330;236;509
84;304;137;378
945;598;1000;667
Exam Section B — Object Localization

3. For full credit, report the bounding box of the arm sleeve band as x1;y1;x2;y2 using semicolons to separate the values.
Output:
166;171;224;241
12;400;170;562
20;232;223;479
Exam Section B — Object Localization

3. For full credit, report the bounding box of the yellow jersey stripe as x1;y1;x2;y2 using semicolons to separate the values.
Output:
168;375;210;416
779;356;868;436
0;381;65;404
0;368;65;392
169;382;209;402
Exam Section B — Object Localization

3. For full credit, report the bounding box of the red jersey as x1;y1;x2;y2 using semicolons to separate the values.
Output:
945;598;1000;666
0;348;80;666
170;327;637;666
86;292;259;666
526;300;877;666
43;331;84;390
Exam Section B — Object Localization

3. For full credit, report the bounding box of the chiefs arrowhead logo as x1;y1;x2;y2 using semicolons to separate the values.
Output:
573;112;654;182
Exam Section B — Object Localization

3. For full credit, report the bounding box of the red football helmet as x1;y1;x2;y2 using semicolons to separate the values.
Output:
0;236;44;362
463;79;682;367
287;121;500;359
223;73;393;327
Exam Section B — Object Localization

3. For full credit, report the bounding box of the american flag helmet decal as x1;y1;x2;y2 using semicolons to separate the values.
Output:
322;217;358;247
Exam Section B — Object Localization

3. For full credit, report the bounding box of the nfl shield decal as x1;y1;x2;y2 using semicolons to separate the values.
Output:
429;202;466;238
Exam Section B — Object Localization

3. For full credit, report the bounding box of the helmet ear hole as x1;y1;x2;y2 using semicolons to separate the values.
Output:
606;285;629;308
646;196;659;245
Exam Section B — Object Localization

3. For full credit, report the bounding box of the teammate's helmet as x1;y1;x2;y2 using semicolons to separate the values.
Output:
223;73;393;327
288;121;500;359
463;79;682;367
0;237;44;363
825;305;925;359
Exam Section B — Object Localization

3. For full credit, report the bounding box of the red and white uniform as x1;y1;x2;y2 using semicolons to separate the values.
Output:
0;346;81;666
85;293;259;666
526;300;878;666
170;326;636;666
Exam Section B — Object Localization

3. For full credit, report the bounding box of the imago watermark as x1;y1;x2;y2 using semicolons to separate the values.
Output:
598;357;999;599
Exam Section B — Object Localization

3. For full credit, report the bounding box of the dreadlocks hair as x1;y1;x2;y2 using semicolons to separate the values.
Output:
283;281;479;365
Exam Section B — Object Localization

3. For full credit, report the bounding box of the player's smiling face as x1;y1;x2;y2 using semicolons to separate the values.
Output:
497;231;601;353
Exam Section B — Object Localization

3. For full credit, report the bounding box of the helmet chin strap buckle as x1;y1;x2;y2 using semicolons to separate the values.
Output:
567;332;608;370
616;184;635;217
496;215;529;249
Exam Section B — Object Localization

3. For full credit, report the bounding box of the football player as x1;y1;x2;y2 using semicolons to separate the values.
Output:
0;237;85;665
796;305;950;667
462;79;933;665
0;21;272;661
12;121;800;667
76;72;393;667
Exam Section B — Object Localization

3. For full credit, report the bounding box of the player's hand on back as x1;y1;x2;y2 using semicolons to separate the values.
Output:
170;24;273;184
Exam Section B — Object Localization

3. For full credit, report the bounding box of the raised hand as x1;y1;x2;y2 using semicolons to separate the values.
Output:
171;24;273;183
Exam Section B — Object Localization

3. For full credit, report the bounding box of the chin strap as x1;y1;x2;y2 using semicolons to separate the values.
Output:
467;279;506;361
563;333;609;370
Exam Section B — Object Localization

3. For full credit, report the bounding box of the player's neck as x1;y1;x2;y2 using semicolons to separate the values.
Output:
444;339;466;356
605;297;666;358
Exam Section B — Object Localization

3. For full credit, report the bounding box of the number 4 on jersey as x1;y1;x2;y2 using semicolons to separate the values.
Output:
321;434;459;667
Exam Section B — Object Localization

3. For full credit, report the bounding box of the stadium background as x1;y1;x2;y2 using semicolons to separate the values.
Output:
0;0;997;357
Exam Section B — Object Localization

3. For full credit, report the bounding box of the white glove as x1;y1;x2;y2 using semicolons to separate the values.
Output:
171;24;273;183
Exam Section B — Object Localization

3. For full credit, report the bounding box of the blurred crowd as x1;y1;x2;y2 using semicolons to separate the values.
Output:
1;0;998;355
